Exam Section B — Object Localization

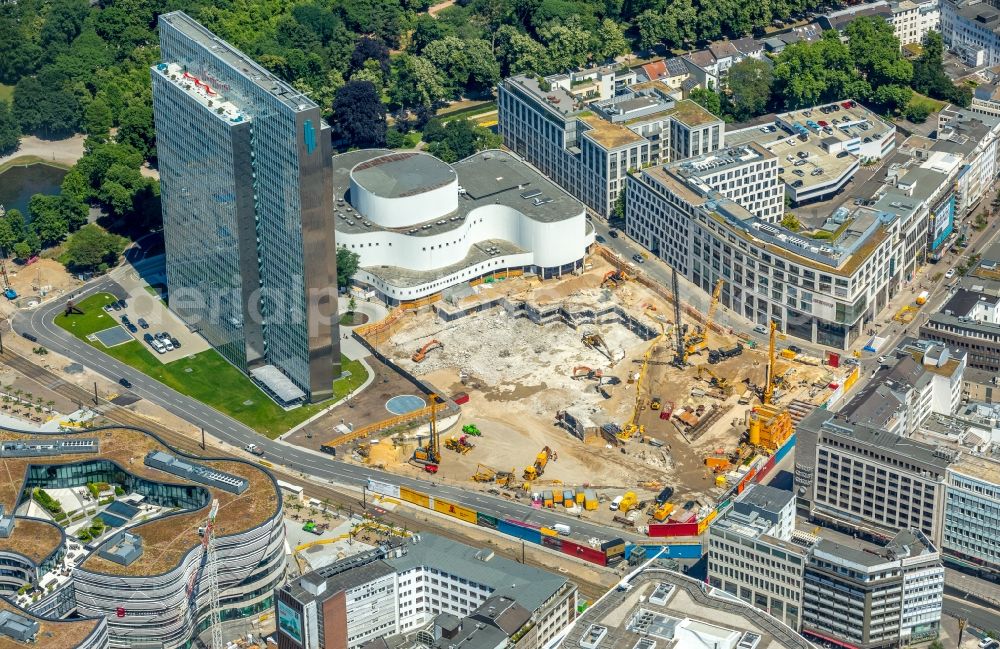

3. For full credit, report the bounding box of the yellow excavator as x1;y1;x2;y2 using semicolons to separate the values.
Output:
696;366;732;393
523;446;553;480
685;278;723;356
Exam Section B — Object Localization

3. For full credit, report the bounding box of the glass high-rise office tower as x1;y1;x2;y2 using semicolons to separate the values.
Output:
151;11;339;403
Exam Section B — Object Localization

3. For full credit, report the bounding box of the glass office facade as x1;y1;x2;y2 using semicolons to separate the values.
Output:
154;12;339;401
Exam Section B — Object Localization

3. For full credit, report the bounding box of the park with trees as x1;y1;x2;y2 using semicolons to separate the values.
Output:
0;0;979;273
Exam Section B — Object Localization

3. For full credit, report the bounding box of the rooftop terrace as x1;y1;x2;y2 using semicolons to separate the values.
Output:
0;599;101;649
0;518;62;564
0;427;279;577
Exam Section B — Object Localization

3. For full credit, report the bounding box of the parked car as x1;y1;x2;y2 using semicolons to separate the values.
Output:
117;299;127;309
119;378;132;389
143;333;154;343
945;268;956;279
753;324;768;334
608;229;619;238
162;338;175;352
126;323;138;333
632;254;645;264
169;336;181;349
788;345;802;354
878;355;889;364
111;302;121;311
837;151;849;158
137;318;148;329
120;315;130;324
595;235;605;243
103;304;112;312
793;169;805;177
791;180;804;188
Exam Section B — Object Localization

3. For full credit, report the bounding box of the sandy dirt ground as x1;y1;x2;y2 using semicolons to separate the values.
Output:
0;259;83;318
349;262;838;526
0;135;86;169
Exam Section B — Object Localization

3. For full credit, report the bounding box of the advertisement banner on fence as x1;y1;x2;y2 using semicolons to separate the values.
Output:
647;522;700;537
477;513;498;529
399;487;430;508
367;479;399;499
433;498;477;523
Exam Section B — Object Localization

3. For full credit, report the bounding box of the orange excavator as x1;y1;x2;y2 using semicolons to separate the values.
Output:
601;269;630;289
412;339;443;362
572;366;603;380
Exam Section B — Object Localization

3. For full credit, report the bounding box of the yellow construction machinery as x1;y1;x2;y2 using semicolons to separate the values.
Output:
601;269;630;289
413;394;442;466
473;464;516;485
582;332;614;363
652;502;675;522
763;321;778;405
696;366;733;393
522;446;553;480
748;404;793;450
621;329;666;439
684;278;724;356
650;396;662;410
618;491;638;514
412;339;443;363
444;435;475;454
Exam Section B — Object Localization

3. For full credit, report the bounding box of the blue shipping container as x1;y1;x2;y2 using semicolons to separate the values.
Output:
625;543;703;560
497;520;542;544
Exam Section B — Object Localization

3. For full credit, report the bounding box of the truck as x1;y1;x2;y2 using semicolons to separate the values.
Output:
738;390;753;405
916;290;930;305
244;443;264;456
552;523;571;536
610;495;624;510
302;520;323;535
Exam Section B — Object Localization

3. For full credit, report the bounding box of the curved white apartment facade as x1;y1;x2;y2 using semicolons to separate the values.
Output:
333;150;593;303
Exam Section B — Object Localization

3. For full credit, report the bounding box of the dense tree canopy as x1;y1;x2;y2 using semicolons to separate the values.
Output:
63;224;127;272
332;80;387;147
912;32;972;107
0;100;19;156
725;58;774;121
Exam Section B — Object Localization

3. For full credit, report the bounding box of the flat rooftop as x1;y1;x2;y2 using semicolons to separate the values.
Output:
159;11;318;113
579;112;646;149
351;152;457;199
0;599;102;649
153;62;248;124
0;428;279;577
766;137;858;193
0;518;62;564
333;149;584;237
816;416;953;472
950;453;1000;483
777;101;894;144
362;238;527;288
384;533;569;612
562;569;814;649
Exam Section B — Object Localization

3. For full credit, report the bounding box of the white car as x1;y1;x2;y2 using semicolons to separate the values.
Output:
152;339;166;354
945;268;956;279
878;356;888;364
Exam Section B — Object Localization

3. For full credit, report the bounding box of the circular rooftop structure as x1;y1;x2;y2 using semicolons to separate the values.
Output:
349;151;458;228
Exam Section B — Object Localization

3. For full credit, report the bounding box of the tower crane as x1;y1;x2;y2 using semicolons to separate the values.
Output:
199;499;222;649
671;266;686;368
413;394;442;466
763;321;778;406
685;278;723;356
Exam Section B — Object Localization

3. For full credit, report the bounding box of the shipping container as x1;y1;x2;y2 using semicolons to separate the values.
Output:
498;520;542;544
562;490;574;503
561;538;607;565
541;535;563;550
575;491;585;505
477;513;498;529
453;392;470;405
648;522;699;537
553;490;563;504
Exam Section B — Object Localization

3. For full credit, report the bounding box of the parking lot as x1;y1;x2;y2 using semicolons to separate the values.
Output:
101;287;209;363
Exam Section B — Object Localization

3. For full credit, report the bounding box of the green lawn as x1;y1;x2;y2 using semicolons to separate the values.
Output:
56;292;368;438
907;92;947;114
0;84;13;103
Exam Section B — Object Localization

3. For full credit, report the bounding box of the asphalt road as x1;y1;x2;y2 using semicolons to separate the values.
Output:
12;272;640;547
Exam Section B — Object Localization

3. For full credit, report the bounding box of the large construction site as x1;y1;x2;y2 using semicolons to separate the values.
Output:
320;250;851;532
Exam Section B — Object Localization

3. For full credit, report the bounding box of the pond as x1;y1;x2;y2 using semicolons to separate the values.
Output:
0;163;68;219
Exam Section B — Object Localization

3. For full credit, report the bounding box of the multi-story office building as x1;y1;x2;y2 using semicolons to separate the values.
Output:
934;108;1000;217
920;242;1000;370
838;343;966;435
801;529;943;649
944;453;1000;577
332;149;593;304
275;534;577;649
821;0;940;47
707;485;811;630
152;12;339;403
942;0;1000;66
0;429;285;649
498;67;724;216
796;410;953;546
565;568;816;649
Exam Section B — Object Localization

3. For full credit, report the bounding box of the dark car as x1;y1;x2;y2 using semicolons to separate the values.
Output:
169;336;181;349
837;151;849;158
119;378;132;389
120;315;130;324
111;302;122;311
595;235;605;243
608;229;619;238
143;333;154;343
117;299;127;309
21;332;37;342
788;345;803;354
137;318;148;329
126;323;138;333
655;487;674;505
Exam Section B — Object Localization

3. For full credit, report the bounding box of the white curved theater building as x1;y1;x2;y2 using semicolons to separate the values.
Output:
333;150;594;304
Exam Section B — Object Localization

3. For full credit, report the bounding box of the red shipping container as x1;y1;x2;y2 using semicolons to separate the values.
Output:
560;539;607;566
827;352;840;368
453;392;470;405
647;522;699;537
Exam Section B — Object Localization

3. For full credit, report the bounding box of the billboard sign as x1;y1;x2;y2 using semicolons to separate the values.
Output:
928;193;955;251
277;600;303;643
367;479;399;499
